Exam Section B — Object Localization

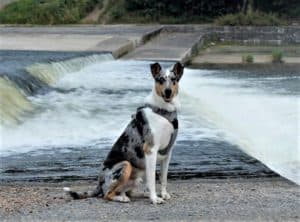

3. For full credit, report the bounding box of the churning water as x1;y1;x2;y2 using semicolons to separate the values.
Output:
0;51;299;184
181;69;299;184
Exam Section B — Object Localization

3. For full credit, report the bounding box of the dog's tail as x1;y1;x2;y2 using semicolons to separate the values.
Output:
63;184;103;199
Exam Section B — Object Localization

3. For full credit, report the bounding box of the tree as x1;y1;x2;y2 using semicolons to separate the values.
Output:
241;0;254;14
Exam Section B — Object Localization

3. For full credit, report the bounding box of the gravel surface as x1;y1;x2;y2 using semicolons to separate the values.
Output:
0;177;299;221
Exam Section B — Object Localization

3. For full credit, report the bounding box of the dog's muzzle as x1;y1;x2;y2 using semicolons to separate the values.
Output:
163;88;172;102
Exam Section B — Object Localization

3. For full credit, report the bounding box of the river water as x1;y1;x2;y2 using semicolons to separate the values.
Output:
0;51;299;184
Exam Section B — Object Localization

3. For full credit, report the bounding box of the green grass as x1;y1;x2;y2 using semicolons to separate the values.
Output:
215;11;285;26
242;54;254;63
0;0;98;24
272;50;283;63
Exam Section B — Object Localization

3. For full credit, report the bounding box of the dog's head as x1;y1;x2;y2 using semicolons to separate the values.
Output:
150;62;184;103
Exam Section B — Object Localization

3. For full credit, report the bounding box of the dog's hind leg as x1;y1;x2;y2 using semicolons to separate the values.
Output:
126;177;149;198
104;161;133;203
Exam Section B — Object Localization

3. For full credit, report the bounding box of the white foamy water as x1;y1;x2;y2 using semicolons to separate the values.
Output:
181;69;300;185
1;59;218;155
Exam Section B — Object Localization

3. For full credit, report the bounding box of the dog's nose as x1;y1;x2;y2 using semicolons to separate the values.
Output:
164;88;172;98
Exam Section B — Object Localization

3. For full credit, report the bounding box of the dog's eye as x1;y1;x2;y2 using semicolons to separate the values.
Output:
171;78;177;84
156;77;166;84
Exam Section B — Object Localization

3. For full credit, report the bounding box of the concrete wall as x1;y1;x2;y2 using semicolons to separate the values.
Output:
164;25;300;45
208;26;300;45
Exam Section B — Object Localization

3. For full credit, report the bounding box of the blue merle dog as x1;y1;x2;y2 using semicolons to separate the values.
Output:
64;62;184;204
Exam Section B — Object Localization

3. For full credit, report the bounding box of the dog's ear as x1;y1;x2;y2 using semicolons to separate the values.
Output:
172;62;184;81
150;62;162;78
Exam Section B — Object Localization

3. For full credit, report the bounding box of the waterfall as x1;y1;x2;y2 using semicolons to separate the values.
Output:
0;54;114;126
181;69;300;185
26;54;114;85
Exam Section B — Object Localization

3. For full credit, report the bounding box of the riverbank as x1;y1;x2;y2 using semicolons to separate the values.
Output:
0;177;299;221
191;44;300;67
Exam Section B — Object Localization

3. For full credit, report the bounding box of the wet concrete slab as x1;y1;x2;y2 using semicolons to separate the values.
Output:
123;32;203;63
0;25;162;57
0;34;112;52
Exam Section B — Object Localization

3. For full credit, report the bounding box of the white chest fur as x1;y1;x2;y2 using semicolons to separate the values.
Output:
143;108;174;151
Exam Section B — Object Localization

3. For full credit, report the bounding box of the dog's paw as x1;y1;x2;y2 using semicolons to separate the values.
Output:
161;191;171;200
151;196;165;204
121;195;131;203
135;177;143;185
113;195;131;203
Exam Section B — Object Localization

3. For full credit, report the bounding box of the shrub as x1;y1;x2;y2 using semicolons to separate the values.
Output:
215;11;285;26
109;9;123;20
0;0;98;24
242;54;254;63
272;50;283;63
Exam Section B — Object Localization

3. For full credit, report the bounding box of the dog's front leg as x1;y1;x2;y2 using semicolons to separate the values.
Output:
145;145;164;204
160;152;172;200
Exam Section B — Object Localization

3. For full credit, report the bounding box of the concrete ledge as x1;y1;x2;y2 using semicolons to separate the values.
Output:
0;25;163;59
140;27;163;45
189;62;300;70
181;35;206;64
94;37;134;58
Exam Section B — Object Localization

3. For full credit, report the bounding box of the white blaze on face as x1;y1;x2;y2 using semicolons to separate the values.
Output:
165;70;172;88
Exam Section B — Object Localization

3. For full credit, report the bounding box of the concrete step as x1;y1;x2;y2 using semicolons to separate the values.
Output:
192;53;300;65
200;45;300;56
0;25;162;58
123;31;203;64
